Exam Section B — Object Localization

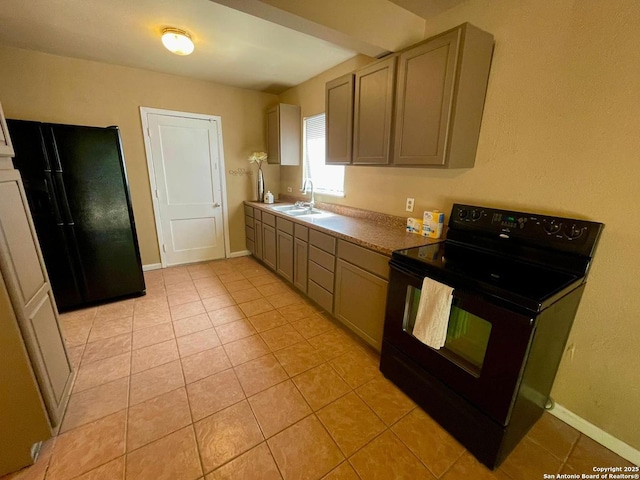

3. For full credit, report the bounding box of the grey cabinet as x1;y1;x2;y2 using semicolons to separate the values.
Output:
267;104;301;166
307;230;336;313
325;74;354;165
244;206;255;255
353;56;396;165
276;217;294;283
392;23;494;168
254;218;263;260
262;212;278;271
334;240;389;350
293;224;309;293
0;168;72;427
327;22;493;169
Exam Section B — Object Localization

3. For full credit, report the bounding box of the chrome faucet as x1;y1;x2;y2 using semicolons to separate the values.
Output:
299;178;315;210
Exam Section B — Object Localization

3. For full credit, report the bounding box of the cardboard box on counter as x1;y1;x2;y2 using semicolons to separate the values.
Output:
422;211;445;238
406;218;423;235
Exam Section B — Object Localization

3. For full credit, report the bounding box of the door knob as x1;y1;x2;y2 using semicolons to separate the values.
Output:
213;202;221;208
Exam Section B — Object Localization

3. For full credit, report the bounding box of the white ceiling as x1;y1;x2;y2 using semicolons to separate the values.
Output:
0;0;363;94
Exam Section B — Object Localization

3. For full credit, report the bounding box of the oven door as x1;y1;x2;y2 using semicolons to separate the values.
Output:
383;261;535;425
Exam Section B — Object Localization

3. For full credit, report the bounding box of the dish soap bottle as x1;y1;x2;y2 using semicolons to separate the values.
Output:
264;191;274;204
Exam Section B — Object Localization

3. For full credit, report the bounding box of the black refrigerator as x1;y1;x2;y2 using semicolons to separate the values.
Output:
7;119;145;311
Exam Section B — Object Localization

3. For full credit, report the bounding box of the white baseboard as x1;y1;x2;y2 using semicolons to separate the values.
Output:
142;263;162;271
549;403;640;465
228;250;251;258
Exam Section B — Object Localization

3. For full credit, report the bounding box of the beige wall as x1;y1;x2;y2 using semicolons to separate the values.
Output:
0;45;278;265
280;1;640;450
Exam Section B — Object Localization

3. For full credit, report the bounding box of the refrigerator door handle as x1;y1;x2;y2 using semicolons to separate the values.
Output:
43;170;65;226
53;169;76;226
48;128;76;227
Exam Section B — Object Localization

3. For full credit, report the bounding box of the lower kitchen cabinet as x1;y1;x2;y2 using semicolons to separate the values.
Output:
262;223;277;271
245;212;255;255
334;259;388;350
277;230;294;283
244;204;391;351
254;218;263;260
334;240;390;350
293;224;308;293
294;237;308;293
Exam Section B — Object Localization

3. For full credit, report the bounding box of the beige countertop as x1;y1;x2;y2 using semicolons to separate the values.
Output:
245;201;442;256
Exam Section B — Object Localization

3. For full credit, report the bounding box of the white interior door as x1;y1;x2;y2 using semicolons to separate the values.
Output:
146;113;226;266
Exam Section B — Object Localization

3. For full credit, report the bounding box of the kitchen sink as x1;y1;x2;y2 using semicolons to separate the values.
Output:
270;204;324;216
270;205;299;212
286;208;324;216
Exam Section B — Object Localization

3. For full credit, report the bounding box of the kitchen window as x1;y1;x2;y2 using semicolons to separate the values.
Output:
303;113;345;196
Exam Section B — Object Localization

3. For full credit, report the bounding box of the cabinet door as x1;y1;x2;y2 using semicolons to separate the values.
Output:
325;74;354;165
293;237;308;293
277;231;294;283
334;259;388;351
266;106;280;164
393;29;459;166
0;103;15;157
0;170;72;426
266;104;301;166
353;56;396;165
262;223;277;271
254;219;263;260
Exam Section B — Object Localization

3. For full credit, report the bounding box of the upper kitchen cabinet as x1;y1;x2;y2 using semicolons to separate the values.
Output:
392;23;494;167
352;57;397;165
267;103;301;165
325;74;354;165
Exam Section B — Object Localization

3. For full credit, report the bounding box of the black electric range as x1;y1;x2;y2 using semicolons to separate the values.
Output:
380;203;603;468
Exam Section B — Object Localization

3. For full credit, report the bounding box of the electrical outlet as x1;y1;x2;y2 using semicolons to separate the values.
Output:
287;187;292;193
405;198;415;212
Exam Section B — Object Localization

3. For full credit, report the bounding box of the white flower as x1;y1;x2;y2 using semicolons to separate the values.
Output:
248;151;268;165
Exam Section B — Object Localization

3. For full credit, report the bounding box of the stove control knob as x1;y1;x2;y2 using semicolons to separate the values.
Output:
458;208;468;219
544;220;562;235
564;224;584;239
470;209;482;220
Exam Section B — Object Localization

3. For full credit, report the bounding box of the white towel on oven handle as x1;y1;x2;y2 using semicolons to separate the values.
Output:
412;277;454;349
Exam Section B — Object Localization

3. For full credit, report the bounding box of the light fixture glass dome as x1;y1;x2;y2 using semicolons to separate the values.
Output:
161;28;195;56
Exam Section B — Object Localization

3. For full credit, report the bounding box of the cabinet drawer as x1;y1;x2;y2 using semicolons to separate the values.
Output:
308;280;333;313
262;212;275;227
254;209;262;221
309;229;336;254
246;239;255;254
308;261;334;293
309;245;335;272
276;217;294;235
245;215;254;228
244;205;254;218
295;224;308;241
246;225;255;241
337;240;389;280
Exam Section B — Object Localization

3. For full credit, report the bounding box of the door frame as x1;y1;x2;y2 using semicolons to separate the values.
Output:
140;106;231;268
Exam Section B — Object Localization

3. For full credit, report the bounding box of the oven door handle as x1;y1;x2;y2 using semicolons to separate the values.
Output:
389;259;424;279
389;260;456;290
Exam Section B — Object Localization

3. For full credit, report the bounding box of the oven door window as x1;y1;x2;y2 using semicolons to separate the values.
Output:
403;286;492;377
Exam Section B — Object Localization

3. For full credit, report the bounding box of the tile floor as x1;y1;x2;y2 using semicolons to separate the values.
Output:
3;256;635;480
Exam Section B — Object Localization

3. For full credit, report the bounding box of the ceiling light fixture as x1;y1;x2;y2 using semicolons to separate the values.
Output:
161;28;195;56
